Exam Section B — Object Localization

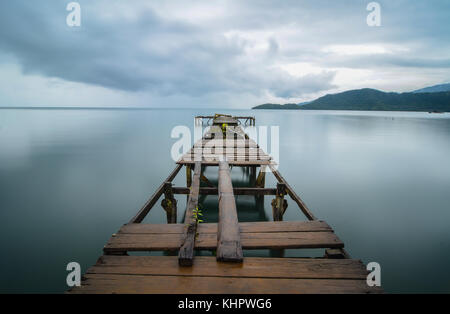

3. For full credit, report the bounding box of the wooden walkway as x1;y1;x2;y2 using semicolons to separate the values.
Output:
68;114;382;294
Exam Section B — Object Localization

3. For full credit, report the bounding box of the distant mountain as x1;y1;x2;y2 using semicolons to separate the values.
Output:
252;101;312;110
299;88;450;112
412;83;450;94
253;103;302;110
253;88;450;112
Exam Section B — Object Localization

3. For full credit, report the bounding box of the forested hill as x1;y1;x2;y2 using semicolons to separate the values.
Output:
253;88;450;112
252;103;302;110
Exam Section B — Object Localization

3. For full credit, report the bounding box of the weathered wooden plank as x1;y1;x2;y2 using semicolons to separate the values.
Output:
104;230;343;252
172;187;277;196
186;155;271;160
87;256;369;280
186;152;267;157
217;161;243;263
178;161;201;266
178;160;272;166
200;139;258;145
194;148;261;153
70;274;381;294
241;220;332;233
239;231;343;250
119;223;185;234
129;164;183;224
118;220;332;235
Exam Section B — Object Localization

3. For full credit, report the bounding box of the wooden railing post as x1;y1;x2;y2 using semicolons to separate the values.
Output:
271;183;288;221
250;166;256;185
161;182;177;224
186;165;192;188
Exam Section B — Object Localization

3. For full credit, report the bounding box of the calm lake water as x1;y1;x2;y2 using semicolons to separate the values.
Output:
0;108;449;293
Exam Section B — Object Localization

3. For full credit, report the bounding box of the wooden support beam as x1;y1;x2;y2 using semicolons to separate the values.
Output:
161;182;177;224
217;161;243;263
129;164;183;224
172;187;277;196
255;166;266;188
186;165;192;188
271;183;288;221
269;164;317;221
185;164;193;203
250;166;256;185
178;162;202;266
325;248;351;259
325;249;346;259
200;174;215;187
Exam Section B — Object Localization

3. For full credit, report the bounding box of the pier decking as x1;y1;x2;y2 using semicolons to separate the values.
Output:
69;114;382;294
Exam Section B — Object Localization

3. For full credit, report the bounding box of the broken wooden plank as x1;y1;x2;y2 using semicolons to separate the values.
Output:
172;187;277;196
178;161;201;266
178;160;272;166
70;274;381;294
87;256;369;280
217;161;243;263
104;228;343;253
118;220;332;235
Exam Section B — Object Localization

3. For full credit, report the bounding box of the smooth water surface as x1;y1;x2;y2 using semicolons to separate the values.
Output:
0;108;449;293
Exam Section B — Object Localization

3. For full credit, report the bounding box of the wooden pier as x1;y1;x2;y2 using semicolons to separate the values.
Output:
69;114;382;294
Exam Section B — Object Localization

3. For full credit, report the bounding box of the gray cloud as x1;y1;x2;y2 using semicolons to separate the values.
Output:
0;1;336;99
0;0;449;106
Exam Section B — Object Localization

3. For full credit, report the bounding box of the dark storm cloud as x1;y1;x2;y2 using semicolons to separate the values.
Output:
0;0;448;102
0;0;336;98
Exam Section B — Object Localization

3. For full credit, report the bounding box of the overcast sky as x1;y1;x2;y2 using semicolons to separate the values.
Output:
0;0;449;108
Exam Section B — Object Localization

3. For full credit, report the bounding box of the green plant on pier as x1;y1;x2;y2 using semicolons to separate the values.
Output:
193;206;203;224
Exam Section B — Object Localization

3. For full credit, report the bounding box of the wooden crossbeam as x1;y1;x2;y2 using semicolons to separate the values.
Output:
84;256;370;280
172;187;277;196
178;161;272;166
103;221;344;253
178;162;202;266
217;161;243;263
129;164;183;224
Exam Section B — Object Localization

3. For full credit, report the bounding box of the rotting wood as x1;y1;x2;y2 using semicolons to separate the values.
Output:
117;220;333;235
161;182;177;224
186;165;192;188
255;166;266;188
87;256;369;280
103;227;344;253
271;183;288;221
172;187;277;196
217;161;243;263
178;161;202;266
